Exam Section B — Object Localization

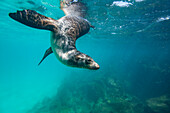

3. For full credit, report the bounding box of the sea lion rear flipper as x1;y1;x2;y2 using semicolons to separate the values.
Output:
9;9;57;31
38;47;53;65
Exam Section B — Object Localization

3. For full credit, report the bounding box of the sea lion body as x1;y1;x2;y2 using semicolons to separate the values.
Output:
56;16;90;40
51;16;98;69
9;4;99;69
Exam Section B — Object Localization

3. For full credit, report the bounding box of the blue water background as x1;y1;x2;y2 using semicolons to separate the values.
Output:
0;0;170;113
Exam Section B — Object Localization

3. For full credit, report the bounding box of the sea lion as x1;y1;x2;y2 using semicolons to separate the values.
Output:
9;9;99;70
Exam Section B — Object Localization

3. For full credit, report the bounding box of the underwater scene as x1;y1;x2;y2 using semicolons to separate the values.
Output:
0;0;170;113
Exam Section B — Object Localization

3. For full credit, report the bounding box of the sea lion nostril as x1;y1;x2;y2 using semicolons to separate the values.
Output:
95;63;100;69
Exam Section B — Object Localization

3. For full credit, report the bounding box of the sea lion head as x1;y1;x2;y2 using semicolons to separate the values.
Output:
67;53;100;70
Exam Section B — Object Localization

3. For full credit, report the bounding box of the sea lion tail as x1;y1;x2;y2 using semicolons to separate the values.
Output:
9;9;58;31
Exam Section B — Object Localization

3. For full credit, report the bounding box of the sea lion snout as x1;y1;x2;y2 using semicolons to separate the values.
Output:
89;61;100;70
83;56;100;70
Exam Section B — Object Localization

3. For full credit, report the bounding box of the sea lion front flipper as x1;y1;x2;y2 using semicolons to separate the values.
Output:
38;47;53;66
60;0;87;17
9;9;57;31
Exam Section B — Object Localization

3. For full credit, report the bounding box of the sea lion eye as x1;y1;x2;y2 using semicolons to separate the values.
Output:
86;59;92;64
88;59;91;62
75;57;80;60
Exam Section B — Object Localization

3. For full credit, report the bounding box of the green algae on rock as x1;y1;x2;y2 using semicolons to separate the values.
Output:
27;73;146;113
147;95;170;113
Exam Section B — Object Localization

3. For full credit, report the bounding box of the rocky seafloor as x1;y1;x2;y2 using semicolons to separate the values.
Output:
27;72;170;113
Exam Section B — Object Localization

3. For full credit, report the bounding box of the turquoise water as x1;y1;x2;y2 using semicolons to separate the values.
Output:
0;0;170;113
